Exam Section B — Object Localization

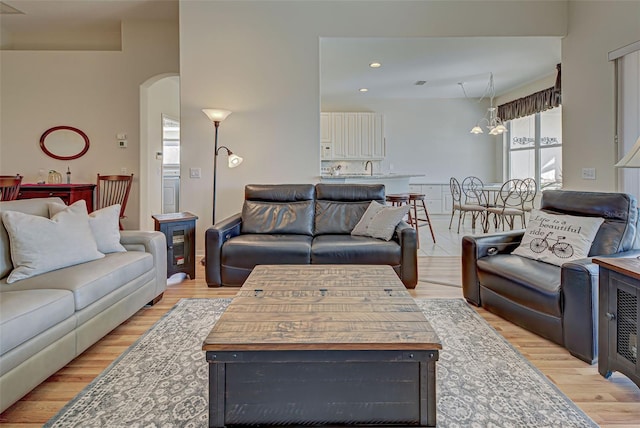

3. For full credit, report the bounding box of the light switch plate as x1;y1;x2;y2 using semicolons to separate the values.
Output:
189;167;201;179
582;168;596;180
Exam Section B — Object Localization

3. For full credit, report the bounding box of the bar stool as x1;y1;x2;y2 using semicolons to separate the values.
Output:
385;194;412;225
408;193;436;246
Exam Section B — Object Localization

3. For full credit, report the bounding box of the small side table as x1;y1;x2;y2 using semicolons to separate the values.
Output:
152;212;198;280
594;257;640;388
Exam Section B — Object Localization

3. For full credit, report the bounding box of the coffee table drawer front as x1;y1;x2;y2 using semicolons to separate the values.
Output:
207;350;438;427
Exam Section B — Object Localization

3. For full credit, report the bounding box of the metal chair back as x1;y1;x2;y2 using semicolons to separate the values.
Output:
461;176;487;206
449;177;462;205
520;178;537;211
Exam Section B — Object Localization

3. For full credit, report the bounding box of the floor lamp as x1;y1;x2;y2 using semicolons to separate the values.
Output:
615;136;640;168
202;109;243;225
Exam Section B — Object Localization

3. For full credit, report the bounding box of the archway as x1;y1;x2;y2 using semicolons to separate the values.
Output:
139;73;180;230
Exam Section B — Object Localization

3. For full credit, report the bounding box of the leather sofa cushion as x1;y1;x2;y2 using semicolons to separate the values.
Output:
314;201;371;235
2;251;153;311
241;200;314;235
477;254;562;317
222;234;312;269
245;184;315;201
314;183;386;235
315;183;384;202
0;289;74;356
541;190;638;255
311;235;401;265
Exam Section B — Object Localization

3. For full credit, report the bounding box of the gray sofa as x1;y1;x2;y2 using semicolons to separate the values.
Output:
0;198;167;412
205;183;418;288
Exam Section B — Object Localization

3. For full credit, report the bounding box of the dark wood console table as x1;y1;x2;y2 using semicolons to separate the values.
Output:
18;183;96;212
594;257;640;388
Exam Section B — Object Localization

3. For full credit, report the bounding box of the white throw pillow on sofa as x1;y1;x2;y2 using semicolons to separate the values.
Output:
2;200;104;283
351;200;410;241
511;209;604;266
49;201;126;254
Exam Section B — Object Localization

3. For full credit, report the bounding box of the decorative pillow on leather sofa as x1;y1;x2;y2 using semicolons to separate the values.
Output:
49;201;126;254
1;200;104;283
351;201;410;241
511;209;604;266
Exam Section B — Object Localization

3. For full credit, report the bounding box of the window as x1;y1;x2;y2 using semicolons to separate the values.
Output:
507;106;562;190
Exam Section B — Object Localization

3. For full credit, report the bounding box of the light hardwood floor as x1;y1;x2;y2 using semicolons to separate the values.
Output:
1;215;640;427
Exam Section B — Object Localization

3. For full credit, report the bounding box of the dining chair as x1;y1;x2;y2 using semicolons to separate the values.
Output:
449;177;486;233
96;174;134;229
485;179;526;231
520;178;538;224
0;175;23;201
461;176;485;206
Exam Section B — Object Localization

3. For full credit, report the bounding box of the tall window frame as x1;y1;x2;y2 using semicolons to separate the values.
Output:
611;41;640;197
506;105;563;190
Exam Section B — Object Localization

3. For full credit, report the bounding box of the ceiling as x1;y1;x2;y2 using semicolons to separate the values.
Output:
1;1;561;101
0;0;178;34
321;37;561;100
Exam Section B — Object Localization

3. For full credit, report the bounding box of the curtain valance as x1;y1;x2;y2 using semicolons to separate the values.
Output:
498;64;561;122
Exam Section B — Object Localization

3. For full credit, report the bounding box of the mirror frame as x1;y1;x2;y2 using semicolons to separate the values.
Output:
39;126;90;160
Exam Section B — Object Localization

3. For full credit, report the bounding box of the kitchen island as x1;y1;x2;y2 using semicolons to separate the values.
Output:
320;174;423;194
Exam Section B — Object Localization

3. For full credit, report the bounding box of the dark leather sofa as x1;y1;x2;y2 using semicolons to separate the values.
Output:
205;183;418;288
462;190;640;363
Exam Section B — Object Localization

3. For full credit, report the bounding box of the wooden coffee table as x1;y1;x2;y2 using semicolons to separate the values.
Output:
203;264;441;427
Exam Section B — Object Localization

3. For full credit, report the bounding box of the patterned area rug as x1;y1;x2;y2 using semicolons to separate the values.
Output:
45;298;597;428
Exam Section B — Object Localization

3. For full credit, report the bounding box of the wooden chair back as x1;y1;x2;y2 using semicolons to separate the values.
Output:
0;175;23;201
96;174;134;229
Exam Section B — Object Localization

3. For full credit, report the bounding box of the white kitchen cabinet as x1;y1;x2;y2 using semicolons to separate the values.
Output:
373;113;385;158
320;113;332;142
358;113;373;158
443;193;453;214
345;113;359;158
321;112;385;160
331;113;347;158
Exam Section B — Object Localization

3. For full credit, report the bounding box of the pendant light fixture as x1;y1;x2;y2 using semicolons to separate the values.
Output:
461;73;507;136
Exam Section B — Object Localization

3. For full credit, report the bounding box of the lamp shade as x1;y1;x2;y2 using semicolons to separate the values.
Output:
470;125;483;134
616;136;640;168
228;153;243;168
202;109;232;123
493;124;507;134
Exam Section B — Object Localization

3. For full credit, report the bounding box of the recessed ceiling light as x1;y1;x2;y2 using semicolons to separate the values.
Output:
359;88;369;93
369;62;381;68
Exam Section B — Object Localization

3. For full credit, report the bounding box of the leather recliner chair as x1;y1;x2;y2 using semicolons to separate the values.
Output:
462;190;640;364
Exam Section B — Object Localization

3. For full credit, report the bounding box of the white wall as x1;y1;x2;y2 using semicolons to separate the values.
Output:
562;1;640;191
0;20;179;229
180;0;567;253
322;98;497;183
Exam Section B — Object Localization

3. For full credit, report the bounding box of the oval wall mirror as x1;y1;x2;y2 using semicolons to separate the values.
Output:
39;126;90;160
